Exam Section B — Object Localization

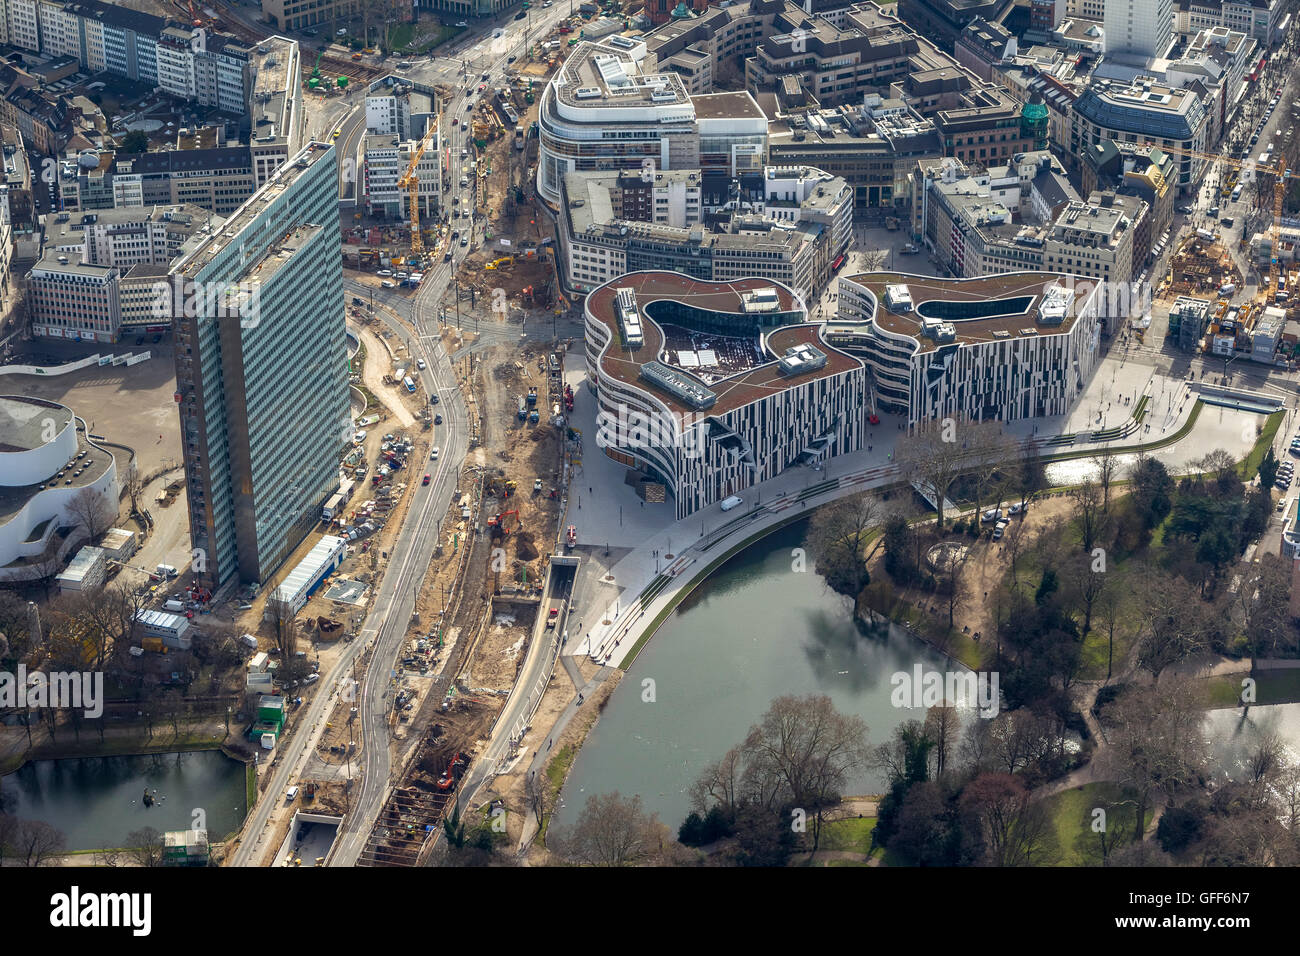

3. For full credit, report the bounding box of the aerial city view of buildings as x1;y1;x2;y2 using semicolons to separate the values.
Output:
0;0;1299;888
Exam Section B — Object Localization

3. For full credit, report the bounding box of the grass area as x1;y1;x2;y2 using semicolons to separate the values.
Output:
1076;625;1137;682
1202;668;1300;707
819;816;877;854
246;761;258;811
387;22;465;54
1236;410;1285;479
1041;782;1152;866
1132;393;1150;423
538;742;577;845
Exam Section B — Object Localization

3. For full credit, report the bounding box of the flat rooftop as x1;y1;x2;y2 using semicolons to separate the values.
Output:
587;272;861;417
175;142;333;280
844;271;1083;353
0;396;72;453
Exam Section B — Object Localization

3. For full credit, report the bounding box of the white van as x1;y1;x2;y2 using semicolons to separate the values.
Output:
164;598;185;612
720;495;744;512
156;563;179;578
285;786;299;801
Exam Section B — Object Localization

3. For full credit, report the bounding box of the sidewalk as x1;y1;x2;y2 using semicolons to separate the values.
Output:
557;345;1238;669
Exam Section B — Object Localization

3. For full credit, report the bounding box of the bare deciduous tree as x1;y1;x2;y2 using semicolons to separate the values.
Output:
65;487;117;540
959;772;1054;866
1098;677;1209;839
125;826;165;867
1068;478;1109;554
740;694;872;851
804;492;885;597
897;420;970;531
550;792;667;866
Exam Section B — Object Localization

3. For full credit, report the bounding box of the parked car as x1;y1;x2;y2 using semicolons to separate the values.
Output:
434;414;443;424
430;447;440;459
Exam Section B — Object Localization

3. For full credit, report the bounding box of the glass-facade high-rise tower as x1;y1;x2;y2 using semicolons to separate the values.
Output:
171;142;348;588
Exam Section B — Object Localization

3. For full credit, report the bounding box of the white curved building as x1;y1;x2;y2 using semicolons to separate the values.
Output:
537;39;700;206
0;395;120;579
826;271;1104;425
585;271;867;518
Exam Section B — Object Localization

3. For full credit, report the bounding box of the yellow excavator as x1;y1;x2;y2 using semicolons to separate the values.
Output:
486;256;514;270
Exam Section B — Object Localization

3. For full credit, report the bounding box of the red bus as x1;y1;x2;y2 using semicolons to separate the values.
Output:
832;253;846;271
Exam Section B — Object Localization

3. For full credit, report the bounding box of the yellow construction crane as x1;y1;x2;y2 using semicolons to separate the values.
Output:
398;121;440;257
1143;142;1298;291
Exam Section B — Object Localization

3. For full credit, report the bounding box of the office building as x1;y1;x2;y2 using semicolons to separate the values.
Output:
1103;0;1174;58
584;271;867;518
170;142;348;588
829;271;1104;424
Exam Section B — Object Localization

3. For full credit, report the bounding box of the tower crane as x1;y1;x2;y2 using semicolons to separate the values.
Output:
398;120;439;257
1142;142;1298;291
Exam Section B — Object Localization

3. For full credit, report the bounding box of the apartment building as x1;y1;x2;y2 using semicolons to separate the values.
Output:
537;39;701;205
60;145;259;217
897;0;1017;48
766;99;943;210
27;204;219;341
1176;0;1285;45
1103;0;1174;58
561;165;853;298
361;133;442;220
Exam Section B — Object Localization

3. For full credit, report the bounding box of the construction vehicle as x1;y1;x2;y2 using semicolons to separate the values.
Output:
546;607;559;628
564;383;574;411
397;122;439;257
527;386;538;406
533;478;544;494
566;525;577;548
486;256;514;270
487;509;520;538
1142;143;1299;293
517;396;528;421
436;752;471;790
528;409;540;424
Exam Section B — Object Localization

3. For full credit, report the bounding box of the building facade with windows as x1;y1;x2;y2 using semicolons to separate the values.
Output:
170;142;347;588
829;271;1104;424
583;271;867;518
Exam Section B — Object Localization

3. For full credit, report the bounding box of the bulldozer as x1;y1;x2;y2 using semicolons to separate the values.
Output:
485;476;518;498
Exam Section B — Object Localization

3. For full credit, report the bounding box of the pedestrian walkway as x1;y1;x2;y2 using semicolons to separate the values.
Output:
558;344;1265;670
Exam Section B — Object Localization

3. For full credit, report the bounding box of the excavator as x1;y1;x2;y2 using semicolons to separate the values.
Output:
487;509;520;539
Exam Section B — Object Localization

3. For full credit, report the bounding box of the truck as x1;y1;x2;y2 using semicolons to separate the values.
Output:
528;409;540;424
321;492;344;522
515;124;525;150
527;386;538;406
403;376;417;393
564;383;574;411
518;397;528;421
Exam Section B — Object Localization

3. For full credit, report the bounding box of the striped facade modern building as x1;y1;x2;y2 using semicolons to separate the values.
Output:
827;271;1104;426
584;271;868;519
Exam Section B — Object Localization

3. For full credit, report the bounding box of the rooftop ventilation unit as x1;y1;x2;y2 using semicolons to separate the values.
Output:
741;287;781;313
921;318;956;342
1019;328;1039;335
884;284;913;312
651;90;676;102
639;360;716;410
574;87;602;99
615;287;643;348
1037;284;1074;326
778;343;827;376
992;329;1011;338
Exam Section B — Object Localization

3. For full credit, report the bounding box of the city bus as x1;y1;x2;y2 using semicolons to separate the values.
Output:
403;376;416;393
